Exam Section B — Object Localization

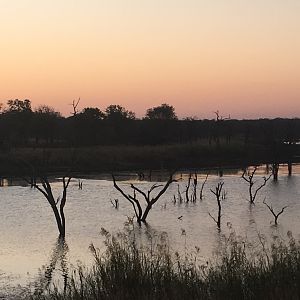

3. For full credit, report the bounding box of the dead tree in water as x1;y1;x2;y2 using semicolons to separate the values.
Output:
110;199;119;209
199;174;209;200
184;173;198;203
26;176;72;238
173;184;183;204
191;173;198;202
272;163;279;181
288;162;292;176
263;199;288;225
242;167;271;204
185;173;192;202
209;182;224;229
78;179;83;190
112;173;175;224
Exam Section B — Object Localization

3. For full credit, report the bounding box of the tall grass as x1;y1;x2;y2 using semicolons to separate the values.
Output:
30;229;300;300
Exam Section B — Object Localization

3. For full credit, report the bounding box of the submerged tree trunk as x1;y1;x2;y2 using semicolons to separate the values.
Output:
209;182;224;229
288;162;292;176
272;163;279;181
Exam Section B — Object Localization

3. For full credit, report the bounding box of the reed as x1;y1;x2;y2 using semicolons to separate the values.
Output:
30;230;300;300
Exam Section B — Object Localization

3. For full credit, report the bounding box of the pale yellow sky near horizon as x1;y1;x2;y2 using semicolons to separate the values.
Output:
0;0;299;118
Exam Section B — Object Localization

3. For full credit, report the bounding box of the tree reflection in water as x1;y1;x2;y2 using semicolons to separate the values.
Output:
34;237;69;295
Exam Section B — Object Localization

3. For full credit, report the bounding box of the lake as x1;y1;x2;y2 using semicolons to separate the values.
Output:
0;164;299;295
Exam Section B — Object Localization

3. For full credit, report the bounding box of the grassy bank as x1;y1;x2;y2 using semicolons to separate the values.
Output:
1;140;298;175
30;229;300;300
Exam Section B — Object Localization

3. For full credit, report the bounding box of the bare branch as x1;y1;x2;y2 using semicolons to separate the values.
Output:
151;174;176;205
242;166;270;203
263;198;288;225
185;173;192;202
209;182;224;228
253;174;272;201
199;173;209;200
112;172;175;223
149;183;164;193
208;212;218;224
130;183;148;203
112;175;142;220
70;97;80;116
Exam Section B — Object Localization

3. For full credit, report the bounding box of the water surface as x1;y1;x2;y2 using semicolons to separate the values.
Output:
0;164;299;292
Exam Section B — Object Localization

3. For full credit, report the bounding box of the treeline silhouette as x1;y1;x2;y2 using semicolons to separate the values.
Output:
0;99;299;148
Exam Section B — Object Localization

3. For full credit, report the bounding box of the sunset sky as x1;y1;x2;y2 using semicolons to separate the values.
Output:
0;0;299;119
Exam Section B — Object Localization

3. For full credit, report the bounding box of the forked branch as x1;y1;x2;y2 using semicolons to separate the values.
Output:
242;167;271;203
24;175;72;238
112;173;176;223
209;182;224;229
263;198;288;225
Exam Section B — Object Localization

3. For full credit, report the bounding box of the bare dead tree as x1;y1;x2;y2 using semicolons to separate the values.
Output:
214;110;230;122
112;173;176;224
213;110;231;145
214;110;221;122
78;179;83;190
185;173;192;202
209;182;224;229
71;97;80;116
173;183;184;204
199;173;209;200
110;199;119;209
25;176;72;238
263;198;288;225
242;167;272;204
191;173;198;202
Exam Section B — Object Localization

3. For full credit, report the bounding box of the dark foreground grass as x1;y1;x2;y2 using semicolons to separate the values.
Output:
30;229;300;300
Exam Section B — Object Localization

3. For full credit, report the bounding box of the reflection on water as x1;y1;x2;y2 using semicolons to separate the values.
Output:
34;237;69;295
0;164;299;292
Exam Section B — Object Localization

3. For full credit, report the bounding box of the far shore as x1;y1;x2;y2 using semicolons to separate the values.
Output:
0;141;299;178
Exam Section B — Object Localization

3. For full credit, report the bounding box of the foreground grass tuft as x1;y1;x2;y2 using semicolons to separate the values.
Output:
30;229;300;300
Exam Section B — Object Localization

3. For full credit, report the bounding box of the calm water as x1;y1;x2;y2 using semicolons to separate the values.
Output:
0;165;300;293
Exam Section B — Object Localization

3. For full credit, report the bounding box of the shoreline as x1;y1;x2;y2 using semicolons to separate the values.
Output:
0;142;299;178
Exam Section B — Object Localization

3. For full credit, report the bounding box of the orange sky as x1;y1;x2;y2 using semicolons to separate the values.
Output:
0;0;299;118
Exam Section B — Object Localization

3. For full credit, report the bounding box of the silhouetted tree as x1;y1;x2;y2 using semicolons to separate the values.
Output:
1;99;33;145
185;173;192;202
105;104;135;121
199;174;209;200
209;182;224;229
71;98;80;116
33;105;61;144
26;176;72;238
263;198;288;225
112;173;175;224
80;107;105;120
272;163;279;181
6;99;32;113
145;103;177;120
242;167;272;204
